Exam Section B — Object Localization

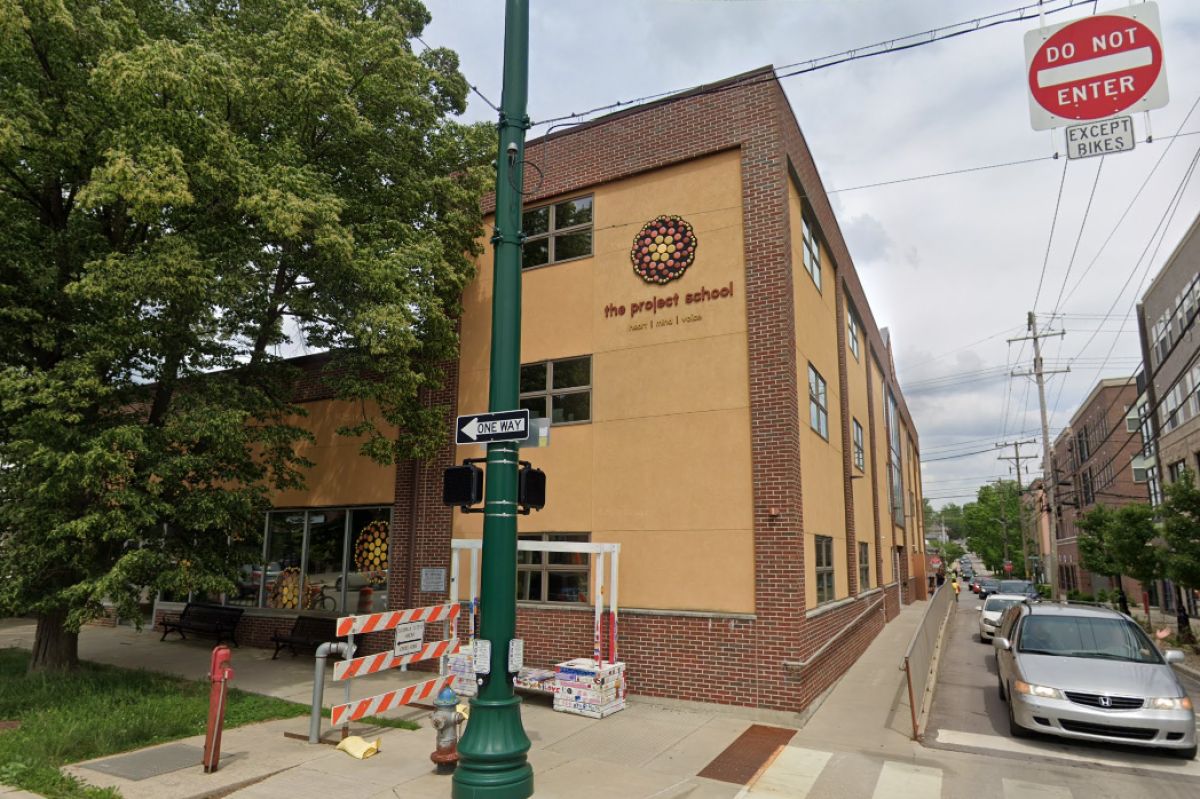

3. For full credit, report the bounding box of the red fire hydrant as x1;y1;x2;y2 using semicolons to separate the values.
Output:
202;646;234;773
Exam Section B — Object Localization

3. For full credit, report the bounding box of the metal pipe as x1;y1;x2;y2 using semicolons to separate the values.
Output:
310;641;351;744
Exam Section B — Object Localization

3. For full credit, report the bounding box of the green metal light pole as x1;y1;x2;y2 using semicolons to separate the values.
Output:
452;1;534;797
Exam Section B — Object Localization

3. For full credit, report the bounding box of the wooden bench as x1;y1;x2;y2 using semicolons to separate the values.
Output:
159;603;244;647
270;615;341;659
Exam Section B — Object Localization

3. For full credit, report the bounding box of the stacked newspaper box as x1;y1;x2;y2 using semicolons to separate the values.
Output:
513;666;557;694
446;643;476;697
553;658;625;718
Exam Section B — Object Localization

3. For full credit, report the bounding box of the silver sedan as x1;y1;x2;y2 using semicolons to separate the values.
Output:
994;602;1196;758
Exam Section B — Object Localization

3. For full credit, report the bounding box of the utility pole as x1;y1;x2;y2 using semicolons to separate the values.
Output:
1010;312;1068;599
997;439;1038;581
453;2;534;797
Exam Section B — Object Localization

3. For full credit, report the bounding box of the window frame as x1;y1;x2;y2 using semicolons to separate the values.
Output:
801;214;823;293
859;541;870;590
808;364;829;440
852;419;865;471
847;309;861;361
519;355;592;426
521;195;594;270
815;535;835;604
516;533;591;604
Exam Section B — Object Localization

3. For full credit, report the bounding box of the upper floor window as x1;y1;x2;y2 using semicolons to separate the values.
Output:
522;196;593;269
808;365;828;439
847;309;861;360
852;419;865;471
801;214;822;292
815;535;835;604
520;356;591;425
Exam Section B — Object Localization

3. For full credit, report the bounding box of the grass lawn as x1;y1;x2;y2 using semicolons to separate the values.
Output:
0;647;416;798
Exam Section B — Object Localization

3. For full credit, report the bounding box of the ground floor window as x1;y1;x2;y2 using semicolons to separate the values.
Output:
517;533;591;603
229;506;391;615
815;535;835;604
859;541;870;590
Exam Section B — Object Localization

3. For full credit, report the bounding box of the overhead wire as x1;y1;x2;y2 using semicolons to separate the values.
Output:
530;0;1098;129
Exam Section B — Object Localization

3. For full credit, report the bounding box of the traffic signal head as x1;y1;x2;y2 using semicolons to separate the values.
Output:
443;464;483;508
518;465;546;511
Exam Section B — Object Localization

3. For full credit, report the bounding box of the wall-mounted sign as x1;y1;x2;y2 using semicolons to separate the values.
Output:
630;215;698;284
420;567;446;593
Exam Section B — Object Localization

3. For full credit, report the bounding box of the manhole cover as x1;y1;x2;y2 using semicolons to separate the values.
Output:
697;724;796;785
81;744;239;781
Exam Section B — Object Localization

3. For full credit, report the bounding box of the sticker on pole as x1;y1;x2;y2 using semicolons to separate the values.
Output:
1024;2;1168;131
473;638;492;675
393;621;425;657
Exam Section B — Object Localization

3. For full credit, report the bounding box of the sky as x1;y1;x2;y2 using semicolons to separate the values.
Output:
420;0;1200;508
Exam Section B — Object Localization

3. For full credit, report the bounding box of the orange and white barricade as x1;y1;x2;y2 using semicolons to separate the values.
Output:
326;602;461;730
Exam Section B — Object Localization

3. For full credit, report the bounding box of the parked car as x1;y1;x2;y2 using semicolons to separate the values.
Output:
978;593;1025;642
999;579;1039;599
993;602;1195;758
978;578;1001;598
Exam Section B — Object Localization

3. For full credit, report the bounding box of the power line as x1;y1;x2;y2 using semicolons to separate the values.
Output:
415;35;500;112
530;0;1098;129
1049;156;1105;318
1032;159;1070;312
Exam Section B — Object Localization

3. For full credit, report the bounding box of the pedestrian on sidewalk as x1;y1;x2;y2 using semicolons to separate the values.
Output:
952;578;960;602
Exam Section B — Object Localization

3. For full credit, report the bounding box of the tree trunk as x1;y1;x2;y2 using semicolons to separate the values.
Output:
1114;576;1131;616
29;608;79;673
1175;584;1195;645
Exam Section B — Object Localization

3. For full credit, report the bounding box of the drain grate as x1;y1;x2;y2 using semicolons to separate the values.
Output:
696;724;796;785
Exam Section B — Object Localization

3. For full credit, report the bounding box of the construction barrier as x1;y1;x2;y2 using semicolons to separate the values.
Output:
325;602;462;730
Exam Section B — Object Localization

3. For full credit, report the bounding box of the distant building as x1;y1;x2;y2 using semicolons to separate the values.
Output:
1051;378;1148;597
1135;211;1200;616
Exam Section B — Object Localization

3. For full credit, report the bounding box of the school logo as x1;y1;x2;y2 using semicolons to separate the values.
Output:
630;215;697;285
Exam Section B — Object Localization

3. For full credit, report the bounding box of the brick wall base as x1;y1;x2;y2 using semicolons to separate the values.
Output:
153;583;899;714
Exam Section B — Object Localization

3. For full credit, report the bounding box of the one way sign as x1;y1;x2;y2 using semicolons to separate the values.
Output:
455;409;531;445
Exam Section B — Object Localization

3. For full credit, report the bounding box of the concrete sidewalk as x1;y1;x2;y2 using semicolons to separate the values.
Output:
1;600;931;799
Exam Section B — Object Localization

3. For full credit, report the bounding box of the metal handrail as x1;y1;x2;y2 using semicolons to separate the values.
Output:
782;595;886;672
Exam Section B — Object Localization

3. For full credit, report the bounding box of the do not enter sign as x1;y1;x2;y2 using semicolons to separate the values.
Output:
1024;3;1168;131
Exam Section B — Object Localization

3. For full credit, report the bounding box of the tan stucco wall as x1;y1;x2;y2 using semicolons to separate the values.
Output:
454;149;755;614
790;181;848;607
270;399;397;508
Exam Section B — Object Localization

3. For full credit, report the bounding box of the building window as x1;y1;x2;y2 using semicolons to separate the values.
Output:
886;392;904;526
520;356;591;425
853;419;865;471
517;533;590;603
847;309;861;361
815;535;835;604
808;365;828;439
1168;460;1186;483
522;196;593;269
1081;468;1094;506
859;541;870;590
801;214;822;292
233;506;391;615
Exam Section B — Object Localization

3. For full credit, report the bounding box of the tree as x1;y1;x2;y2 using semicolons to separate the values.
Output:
962;481;1025;574
0;0;491;671
1161;469;1200;644
1075;503;1161;616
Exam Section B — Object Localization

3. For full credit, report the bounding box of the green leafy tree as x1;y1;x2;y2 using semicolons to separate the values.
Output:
962;481;1026;574
1161;469;1200;644
0;0;491;670
1074;503;1162;616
